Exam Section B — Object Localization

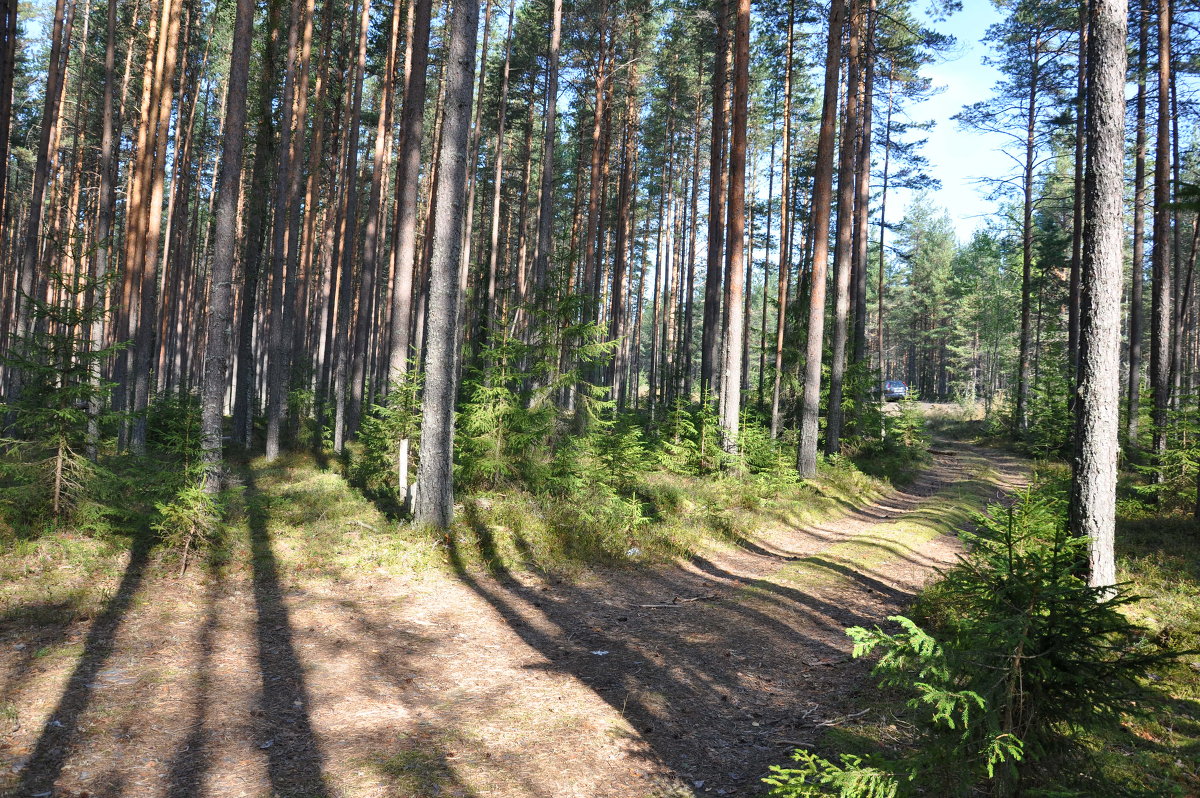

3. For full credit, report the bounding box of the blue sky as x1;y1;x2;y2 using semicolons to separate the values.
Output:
890;0;1011;240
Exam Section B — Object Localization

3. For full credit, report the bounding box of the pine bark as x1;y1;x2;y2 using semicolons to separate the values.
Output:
1150;0;1172;475
532;0;563;301
1067;1;1088;379
483;4;516;343
201;0;254;489
797;0;845;478
414;0;479;529
769;0;795;439
386;0;434;384
851;0;875;373
1015;35;1042;435
1070;0;1125;591
332;0;372;452
1128;0;1148;449
700;0;728;401
0;0;19;271
826;0;861;455
15;0;73;349
264;0;306;461
87;0;119;461
718;0;750;454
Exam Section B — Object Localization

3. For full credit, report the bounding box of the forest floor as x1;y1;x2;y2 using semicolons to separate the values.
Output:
0;423;1029;798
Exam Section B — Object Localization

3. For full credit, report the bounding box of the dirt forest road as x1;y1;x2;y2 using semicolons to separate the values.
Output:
1;433;1028;798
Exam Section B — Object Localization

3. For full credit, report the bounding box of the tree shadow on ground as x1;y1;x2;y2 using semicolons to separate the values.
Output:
15;534;151;796
447;499;910;795
164;559;225;797
241;472;331;798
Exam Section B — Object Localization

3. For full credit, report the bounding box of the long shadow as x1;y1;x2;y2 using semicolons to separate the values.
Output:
17;534;151;796
244;472;331;798
164;562;224;797
446;509;895;795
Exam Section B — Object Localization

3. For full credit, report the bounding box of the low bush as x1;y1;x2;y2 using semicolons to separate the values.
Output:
766;482;1177;797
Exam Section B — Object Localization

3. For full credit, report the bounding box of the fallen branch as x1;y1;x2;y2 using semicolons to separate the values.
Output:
816;708;872;727
635;594;718;608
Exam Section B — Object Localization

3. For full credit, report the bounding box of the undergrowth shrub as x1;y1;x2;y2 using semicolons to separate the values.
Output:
0;268;124;527
351;374;421;510
1122;406;1200;515
1018;364;1072;458
145;391;203;465
152;477;224;575
766;482;1176;798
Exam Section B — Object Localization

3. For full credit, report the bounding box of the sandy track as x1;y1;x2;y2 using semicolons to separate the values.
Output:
1;438;1027;798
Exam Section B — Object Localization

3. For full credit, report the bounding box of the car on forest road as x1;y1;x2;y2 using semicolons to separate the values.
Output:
882;380;908;401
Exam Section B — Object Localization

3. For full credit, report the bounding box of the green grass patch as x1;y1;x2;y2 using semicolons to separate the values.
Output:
372;745;456;796
1071;515;1200;797
444;454;891;577
769;457;999;590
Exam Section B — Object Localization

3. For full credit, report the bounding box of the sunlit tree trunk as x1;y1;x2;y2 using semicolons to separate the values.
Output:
264;0;306;461
827;0;861;455
1150;0;1172;478
387;0;434;386
483;2;515;345
797;0;844;478
718;0;749;455
331;0;372;452
851;0;875;382
1067;0;1088;379
1070;0;1125;591
15;0;73;356
201;0;254;490
414;0;479;529
532;0;562;302
1128;0;1148;450
701;0;728;402
769;0;794;439
1015;35;1042;436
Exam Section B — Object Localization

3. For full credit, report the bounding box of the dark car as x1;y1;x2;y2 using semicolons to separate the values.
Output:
883;379;908;401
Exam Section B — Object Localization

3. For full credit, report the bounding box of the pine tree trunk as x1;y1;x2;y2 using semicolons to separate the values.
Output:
851;0;875;374
1128;0;1148;449
483;5;516;345
1150;0;1172;477
332;0;372;452
532;0;562;302
264;0;306;461
718;0;749;455
581;9;609;330
349;0;403;429
683;80;702;401
201;0;254;489
386;0;434;385
1067;1;1088;383
826;0;861;455
87;0;119;462
130;0;185;453
797;0;844;478
15;0;73;353
413;0;479;529
769;0;794;439
0;0;17;250
1069;0;1125;591
700;0;728;401
610;55;641;406
232;0;282;447
1015;40;1041;436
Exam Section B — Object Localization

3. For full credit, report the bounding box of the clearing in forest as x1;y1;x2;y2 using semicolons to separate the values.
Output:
0;437;1027;798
